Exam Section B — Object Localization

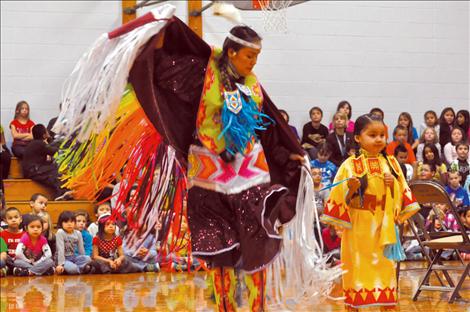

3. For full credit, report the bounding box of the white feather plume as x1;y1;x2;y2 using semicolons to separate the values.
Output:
212;2;242;24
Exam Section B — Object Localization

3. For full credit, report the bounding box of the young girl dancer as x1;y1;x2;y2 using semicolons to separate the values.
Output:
321;114;420;310
13;215;55;276
55;211;92;275
92;214;141;274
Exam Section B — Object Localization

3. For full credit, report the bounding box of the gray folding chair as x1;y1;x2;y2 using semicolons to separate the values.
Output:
409;180;470;303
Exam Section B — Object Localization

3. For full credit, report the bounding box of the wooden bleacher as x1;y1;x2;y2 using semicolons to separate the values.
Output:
4;157;96;225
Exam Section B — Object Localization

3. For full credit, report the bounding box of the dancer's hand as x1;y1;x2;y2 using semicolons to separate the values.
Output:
347;177;360;193
384;173;394;187
289;153;305;164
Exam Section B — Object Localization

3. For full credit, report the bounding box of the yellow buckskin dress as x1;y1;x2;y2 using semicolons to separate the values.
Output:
321;151;420;308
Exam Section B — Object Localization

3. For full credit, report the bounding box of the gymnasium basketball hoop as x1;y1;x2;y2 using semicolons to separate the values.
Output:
254;0;293;33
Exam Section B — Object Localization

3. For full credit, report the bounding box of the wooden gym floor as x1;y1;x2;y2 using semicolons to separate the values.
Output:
1;261;469;312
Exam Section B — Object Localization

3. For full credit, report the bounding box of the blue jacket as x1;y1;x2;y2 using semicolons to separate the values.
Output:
445;185;470;207
75;229;93;256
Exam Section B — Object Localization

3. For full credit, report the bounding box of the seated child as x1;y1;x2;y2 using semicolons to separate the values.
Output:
414;143;447;184
301;107;329;160
310;143;337;187
312;167;329;215
23;211;56;259
458;206;470;231
416;163;439;220
386;125;416;165
445;171;470;208
92;214;141;274
165;216;198;272
321;225;341;264
369;107;389;142
122;224;160;273
0;207;24;271
88;202;120;237
13;215;55;276
0;237;7;276
9;100;35;158
75;211;92;257
458;206;470;260
55;211;93;275
443;207;460;232
21;124;72;200
394;144;413;182
29;193;48;215
40;212;56;258
425;207;446;232
449;143;469;186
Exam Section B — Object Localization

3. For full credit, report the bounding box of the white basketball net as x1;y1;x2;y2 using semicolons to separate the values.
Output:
257;0;293;33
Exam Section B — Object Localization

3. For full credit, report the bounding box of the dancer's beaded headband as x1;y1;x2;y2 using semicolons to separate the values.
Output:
227;33;262;50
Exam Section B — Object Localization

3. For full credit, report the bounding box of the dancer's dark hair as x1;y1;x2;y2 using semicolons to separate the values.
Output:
218;26;262;91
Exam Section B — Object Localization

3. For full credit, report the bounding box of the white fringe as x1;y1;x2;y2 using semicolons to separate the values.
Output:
123;145;177;255
52;4;176;142
267;157;343;309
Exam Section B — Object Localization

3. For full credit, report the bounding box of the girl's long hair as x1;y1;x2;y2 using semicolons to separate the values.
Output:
40;212;54;240
398;112;415;146
422;143;443;167
439;107;456;148
97;214;115;240
456;110;469;141
14;100;30;120
337;101;352;120
424;110;438;127
439;107;456;126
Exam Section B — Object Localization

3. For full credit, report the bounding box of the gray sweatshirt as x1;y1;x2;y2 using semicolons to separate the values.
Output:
55;229;85;265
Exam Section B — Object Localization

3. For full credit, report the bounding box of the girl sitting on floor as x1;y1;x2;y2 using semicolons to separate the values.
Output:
13;215;55;276
92;213;141;274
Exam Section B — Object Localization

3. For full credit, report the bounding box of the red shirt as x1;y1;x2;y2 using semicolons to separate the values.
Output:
322;227;341;252
93;235;122;259
0;230;24;258
10;119;35;146
386;141;416;164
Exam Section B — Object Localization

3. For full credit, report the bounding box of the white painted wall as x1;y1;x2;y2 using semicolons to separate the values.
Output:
1;1;469;145
1;1;121;144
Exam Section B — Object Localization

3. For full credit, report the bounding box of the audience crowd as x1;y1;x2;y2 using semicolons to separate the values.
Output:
0;100;469;277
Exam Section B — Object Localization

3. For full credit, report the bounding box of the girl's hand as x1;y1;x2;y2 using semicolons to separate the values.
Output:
56;265;64;274
347;177;360;193
114;258;122;268
384;173;394;187
110;260;117;269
